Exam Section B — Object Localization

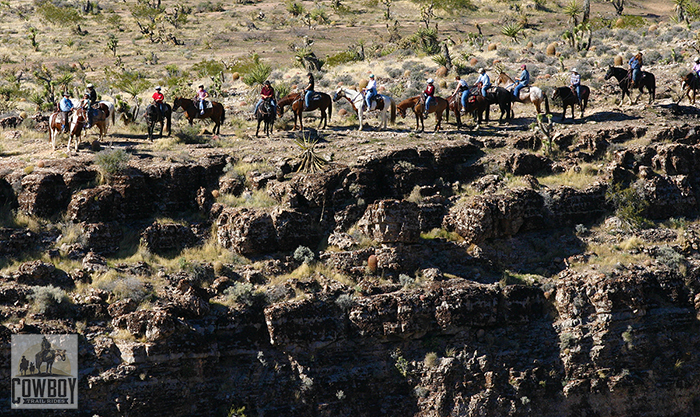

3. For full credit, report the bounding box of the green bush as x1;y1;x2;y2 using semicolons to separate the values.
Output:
29;285;72;316
95;149;130;183
293;245;315;264
223;282;255;306
408;28;440;54
175;124;209;144
242;62;272;86
605;182;650;228
325;50;362;67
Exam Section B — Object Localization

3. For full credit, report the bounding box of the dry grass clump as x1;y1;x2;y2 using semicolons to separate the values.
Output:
537;164;601;189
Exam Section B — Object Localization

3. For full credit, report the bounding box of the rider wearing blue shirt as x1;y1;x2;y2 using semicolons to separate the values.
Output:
570;68;581;104
476;68;491;97
58;92;73;133
513;64;529;99
629;52;642;88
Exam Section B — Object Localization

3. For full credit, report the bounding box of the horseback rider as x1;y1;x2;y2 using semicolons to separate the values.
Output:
570;68;581;105
152;86;166;118
254;80;276;114
58;91;73;133
629;52;643;88
452;75;470;114
80;93;93;128
476;68;491;98
693;57;700;80
196;85;209;115
303;72;314;111
86;83;97;103
513;64;529;99
423;78;435;117
363;74;378;111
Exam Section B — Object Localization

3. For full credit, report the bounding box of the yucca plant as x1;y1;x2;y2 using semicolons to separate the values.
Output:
295;133;328;173
501;23;522;43
242;61;272;86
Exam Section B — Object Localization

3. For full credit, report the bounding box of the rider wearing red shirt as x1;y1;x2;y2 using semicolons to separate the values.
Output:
152;86;165;117
423;78;435;117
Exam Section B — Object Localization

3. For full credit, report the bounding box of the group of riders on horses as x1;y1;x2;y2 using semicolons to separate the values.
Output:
53;49;677;139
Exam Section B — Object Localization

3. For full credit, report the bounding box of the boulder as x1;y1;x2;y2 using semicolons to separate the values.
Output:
67;185;124;223
357;199;421;244
141;223;197;254
18;172;70;217
111;308;180;341
216;208;277;255
83;222;123;254
271;207;321;251
443;188;544;244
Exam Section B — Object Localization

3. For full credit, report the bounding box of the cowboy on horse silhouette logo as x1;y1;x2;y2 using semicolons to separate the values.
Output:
11;334;78;409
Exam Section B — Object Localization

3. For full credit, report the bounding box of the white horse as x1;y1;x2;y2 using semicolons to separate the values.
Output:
496;72;550;116
70;99;115;132
333;87;396;131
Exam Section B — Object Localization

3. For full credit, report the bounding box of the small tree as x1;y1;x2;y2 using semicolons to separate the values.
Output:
107;69;150;120
107;34;119;57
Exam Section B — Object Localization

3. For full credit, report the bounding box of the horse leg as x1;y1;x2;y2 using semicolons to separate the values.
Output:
256;119;261;137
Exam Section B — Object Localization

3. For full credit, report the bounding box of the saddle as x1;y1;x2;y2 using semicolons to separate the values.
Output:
468;96;478;104
365;96;384;111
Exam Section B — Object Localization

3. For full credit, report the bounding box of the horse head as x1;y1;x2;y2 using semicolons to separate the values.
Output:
397;106;406;118
552;88;561;100
604;66;614;80
172;97;186;111
333;87;344;102
276;104;284;117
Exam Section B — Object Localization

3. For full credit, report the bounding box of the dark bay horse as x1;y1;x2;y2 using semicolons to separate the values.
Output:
604;65;655;105
173;97;225;135
463;94;490;125
679;72;700;105
397;95;449;132
276;91;332;130
496;72;549;116
145;102;172;141
255;98;276;137
484;86;512;123
552;85;590;119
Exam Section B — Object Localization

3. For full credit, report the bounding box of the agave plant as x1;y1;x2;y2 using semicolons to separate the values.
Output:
501;23;522;43
295;133;328;173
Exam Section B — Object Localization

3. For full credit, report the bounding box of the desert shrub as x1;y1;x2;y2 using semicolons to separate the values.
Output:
196;1;224;12
645;50;662;65
222;282;255;306
605;182;650;228
175;124;208;144
335;293;354;311
424;352;438;368
496;47;515;59
95;149;130;183
29;285;72;316
293;245;315;264
654;245;686;270
617;15;646;28
285;0;304;17
335;74;354;85
325;50;362;67
535;52;547;63
399;274;415;288
386;67;402;79
96;275;147;302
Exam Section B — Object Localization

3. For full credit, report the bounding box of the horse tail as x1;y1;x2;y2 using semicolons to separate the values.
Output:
328;97;332;122
220;105;226;126
390;99;397;124
544;93;550;115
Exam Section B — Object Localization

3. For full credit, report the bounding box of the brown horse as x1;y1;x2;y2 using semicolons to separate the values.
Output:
66;107;87;154
397;95;449;132
276;91;332;130
552;85;590;119
679;72;700;105
173;97;225;135
447;92;463;129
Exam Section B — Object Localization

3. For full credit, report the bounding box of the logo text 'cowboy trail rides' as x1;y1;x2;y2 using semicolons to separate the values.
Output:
11;334;78;409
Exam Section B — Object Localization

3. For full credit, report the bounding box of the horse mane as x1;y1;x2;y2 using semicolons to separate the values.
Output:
277;93;301;107
397;96;419;110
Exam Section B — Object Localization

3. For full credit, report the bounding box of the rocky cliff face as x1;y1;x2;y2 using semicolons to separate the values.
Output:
2;125;700;416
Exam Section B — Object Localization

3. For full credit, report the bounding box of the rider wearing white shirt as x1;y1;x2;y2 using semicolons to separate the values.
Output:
363;74;377;110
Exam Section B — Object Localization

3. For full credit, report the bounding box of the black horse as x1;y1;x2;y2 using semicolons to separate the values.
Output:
552;85;590;120
483;86;512;122
145;102;172;141
255;98;276;137
604;65;655;105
